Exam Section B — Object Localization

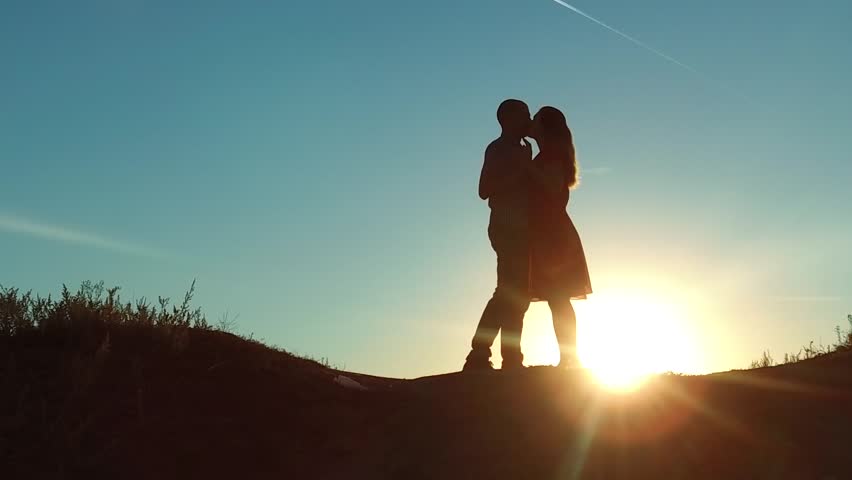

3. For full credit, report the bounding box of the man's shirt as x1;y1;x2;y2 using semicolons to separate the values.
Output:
478;136;532;230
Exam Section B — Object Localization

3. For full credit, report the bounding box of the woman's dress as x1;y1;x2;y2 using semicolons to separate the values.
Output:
528;151;593;302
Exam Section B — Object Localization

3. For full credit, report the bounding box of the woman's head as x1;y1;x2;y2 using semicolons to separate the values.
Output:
531;106;569;141
532;106;579;189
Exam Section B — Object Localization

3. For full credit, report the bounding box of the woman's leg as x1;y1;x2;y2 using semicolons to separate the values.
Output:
548;296;577;367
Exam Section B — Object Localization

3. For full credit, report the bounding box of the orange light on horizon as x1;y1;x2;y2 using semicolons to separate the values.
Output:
521;284;703;392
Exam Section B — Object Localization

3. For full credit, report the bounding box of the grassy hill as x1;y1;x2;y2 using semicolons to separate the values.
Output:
2;283;851;479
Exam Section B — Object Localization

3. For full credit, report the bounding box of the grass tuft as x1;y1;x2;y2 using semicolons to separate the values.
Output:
749;314;852;368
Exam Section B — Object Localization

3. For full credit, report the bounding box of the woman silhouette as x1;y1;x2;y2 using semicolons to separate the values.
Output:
527;106;593;367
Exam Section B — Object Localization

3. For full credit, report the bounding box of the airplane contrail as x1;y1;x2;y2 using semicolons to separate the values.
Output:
551;0;700;75
0;213;166;259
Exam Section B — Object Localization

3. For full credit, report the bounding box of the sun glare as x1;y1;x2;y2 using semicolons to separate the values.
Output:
521;287;701;392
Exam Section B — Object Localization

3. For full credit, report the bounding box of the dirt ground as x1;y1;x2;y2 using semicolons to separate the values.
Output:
2;329;851;479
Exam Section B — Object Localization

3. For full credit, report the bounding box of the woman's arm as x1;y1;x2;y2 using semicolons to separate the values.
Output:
525;160;563;196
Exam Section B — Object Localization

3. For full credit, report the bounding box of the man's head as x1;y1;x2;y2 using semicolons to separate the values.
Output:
497;99;531;139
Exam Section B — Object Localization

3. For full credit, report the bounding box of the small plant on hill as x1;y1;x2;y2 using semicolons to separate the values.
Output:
0;280;210;338
835;314;852;352
750;350;776;369
749;313;852;368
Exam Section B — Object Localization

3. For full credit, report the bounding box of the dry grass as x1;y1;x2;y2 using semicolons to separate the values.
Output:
750;314;852;368
0;280;209;338
0;281;342;479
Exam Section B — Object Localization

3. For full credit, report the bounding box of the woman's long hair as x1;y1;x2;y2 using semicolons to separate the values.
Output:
537;106;579;189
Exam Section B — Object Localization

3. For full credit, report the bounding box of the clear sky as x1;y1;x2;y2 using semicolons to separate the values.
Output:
2;0;850;379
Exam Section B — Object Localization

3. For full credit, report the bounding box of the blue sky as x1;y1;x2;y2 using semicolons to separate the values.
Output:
2;0;850;377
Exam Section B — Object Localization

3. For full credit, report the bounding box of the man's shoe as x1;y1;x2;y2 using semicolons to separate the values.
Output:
463;357;494;372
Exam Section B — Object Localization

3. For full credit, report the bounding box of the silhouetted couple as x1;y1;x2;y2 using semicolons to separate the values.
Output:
464;100;592;372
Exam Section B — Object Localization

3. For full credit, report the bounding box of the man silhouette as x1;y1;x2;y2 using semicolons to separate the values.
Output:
464;99;532;371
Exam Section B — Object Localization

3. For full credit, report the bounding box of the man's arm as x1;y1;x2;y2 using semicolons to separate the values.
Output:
478;144;526;200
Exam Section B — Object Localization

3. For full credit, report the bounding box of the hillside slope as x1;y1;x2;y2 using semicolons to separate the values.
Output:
2;328;851;479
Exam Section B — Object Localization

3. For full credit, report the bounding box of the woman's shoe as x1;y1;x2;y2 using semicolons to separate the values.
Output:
501;362;526;372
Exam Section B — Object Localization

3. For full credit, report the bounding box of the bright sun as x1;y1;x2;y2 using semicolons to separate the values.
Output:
519;288;701;391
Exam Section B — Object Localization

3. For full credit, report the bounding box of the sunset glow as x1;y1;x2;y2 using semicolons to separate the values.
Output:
522;287;701;391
